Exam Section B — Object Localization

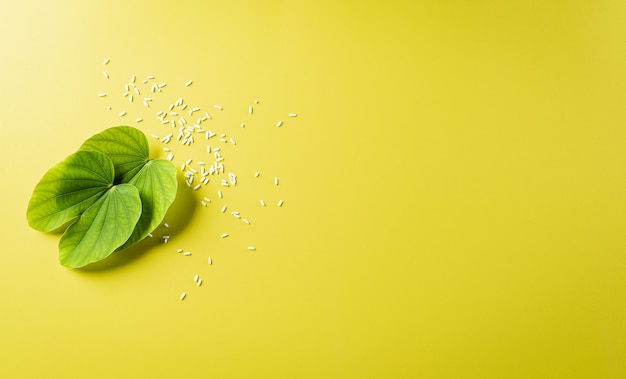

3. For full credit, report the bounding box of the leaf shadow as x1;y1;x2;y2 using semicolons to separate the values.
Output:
78;176;198;272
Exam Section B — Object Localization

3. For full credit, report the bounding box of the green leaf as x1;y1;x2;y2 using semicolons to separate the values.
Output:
78;126;149;183
59;184;142;268
117;159;177;251
27;150;114;232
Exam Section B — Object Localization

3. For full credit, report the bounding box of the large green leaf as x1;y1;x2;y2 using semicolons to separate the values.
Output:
78;125;149;183
26;150;114;232
59;184;142;268
117;159;177;251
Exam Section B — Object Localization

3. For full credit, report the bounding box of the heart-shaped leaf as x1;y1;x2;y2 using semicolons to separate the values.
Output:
27;150;114;232
59;184;142;268
117;159;177;251
78;125;149;183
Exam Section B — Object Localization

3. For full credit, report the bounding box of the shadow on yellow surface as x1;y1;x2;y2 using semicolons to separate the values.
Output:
77;175;198;272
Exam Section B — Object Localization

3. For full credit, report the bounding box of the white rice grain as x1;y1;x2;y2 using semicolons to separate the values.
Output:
276;120;283;127
97;93;106;97
248;246;256;251
103;71;109;79
221;205;227;213
103;58;110;65
136;117;143;123
221;233;229;238
185;80;193;87
278;200;284;207
260;200;265;206
289;113;298;117
180;292;186;300
119;111;127;117
208;257;212;265
214;104;223;110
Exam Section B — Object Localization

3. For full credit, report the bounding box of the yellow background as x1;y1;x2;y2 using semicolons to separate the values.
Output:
1;1;625;378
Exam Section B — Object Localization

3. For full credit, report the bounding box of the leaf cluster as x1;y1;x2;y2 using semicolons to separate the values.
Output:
26;126;177;268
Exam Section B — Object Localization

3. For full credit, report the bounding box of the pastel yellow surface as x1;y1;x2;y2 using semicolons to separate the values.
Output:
1;1;625;378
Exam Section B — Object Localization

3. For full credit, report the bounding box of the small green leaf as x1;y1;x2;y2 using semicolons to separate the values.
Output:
27;150;114;232
78;126;149;183
59;184;142;268
117;159;177;251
